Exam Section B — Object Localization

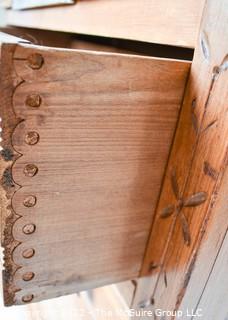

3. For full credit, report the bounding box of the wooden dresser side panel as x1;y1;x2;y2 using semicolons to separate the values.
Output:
133;0;228;316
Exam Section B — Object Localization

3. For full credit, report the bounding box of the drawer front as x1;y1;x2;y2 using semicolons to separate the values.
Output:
6;0;205;48
0;34;189;305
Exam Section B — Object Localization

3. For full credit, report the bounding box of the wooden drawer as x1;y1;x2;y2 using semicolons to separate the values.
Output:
4;0;205;48
0;32;190;306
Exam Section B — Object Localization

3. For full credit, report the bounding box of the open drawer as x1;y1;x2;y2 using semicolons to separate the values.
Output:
0;32;190;305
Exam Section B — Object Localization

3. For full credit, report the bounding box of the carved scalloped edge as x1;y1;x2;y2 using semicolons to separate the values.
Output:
0;43;25;306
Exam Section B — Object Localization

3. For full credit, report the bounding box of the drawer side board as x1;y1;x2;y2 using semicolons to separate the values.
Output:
0;39;190;305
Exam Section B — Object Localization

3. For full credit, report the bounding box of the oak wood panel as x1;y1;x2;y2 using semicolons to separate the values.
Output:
133;0;228;315
0;39;190;305
6;0;205;48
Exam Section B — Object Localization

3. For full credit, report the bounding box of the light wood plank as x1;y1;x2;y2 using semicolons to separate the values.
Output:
0;39;189;305
6;0;205;48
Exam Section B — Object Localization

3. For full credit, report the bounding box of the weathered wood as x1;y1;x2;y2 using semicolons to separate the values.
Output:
0;253;94;320
0;37;189;305
134;0;228;315
6;0;205;48
0;33;31;306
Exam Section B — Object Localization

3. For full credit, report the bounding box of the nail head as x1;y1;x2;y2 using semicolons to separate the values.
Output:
23;195;37;207
22;294;34;303
25;131;40;145
27;53;44;69
25;94;42;108
24;164;38;177
23;224;36;235
22;272;35;281
22;248;35;259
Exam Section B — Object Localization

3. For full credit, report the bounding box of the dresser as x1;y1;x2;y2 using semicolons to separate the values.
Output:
0;1;227;319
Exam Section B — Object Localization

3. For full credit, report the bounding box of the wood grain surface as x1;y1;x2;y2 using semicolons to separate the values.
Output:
6;0;205;48
0;39;190;305
132;0;228;317
1;247;128;320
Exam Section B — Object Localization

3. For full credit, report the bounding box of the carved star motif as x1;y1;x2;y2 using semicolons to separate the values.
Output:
160;170;207;246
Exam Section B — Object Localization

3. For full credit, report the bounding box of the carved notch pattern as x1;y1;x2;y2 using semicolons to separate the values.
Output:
0;44;44;305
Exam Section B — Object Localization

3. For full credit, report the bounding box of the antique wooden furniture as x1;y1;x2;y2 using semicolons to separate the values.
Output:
0;0;227;318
